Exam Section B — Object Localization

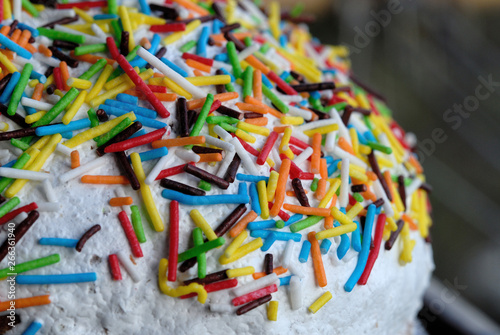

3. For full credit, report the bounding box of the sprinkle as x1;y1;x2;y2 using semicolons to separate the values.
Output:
233;283;278;307
16;272;97;285
75;224;101;252
116;251;141;283
229;210;257;238
108;254;122;281
0;211;39;262
299;240;311;263
178;237;225;262
152;135;205;148
308;291;332;314
219;237;263;264
38;238;77;248
21;319;43;335
0;295;51;312
236;294;272;315
385;219;404;250
227;266;255;278
289;276;303;310
190;209;218;241
185;163;229;189
0;253;59;278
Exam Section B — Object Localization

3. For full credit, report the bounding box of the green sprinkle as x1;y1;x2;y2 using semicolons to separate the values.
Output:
131;205;146;243
7;63;32;115
206;115;239;125
353;193;364;203
0;254;60;278
375;100;392;118
219;122;238;133
180;40;197;53
111;20;122;42
242;66;254;100
364;115;374;132
327;102;348;111
88;109;99;128
275;220;285;229
262;85;289;113
284;74;294;83
226;41;242;79
290;3;304;17
310;178;319;191
178;237;226;262
367;141;392;155
0;152;31;193
74;43;107;56
95;117;131;147
193;228;206;279
254;0;262;7
10;138;29;151
290;215;323;233
107;0;118;15
259;42;271;54
0;197;20;219
308;97;323;111
244;36;252;47
198;180;211;191
225;82;235;92
187;93;214;148
32;88;79;129
21;0;39;17
79;59;108;80
37;27;85;44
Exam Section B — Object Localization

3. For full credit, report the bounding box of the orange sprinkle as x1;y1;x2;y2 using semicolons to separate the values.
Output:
10;29;21;44
310;133;321;174
17;29;31;48
81;175;130;184
229;210;258;238
193;69;204;77
244;96;284;118
152;136;205;148
253;69;262;101
0;49;14;60
0;26;10;36
32;83;44;101
408;155;423;174
286;189;308;197
70;150;80;169
316;178;327;200
308;232;327;287
70;51;115;65
361;189;377;202
402;214;418;230
244;117;268;126
153;72;164;78
319;158;327;179
323;196;337;229
252;266;288;280
139;36;151;49
197;153;223;162
0;295;51;312
185;58;211;73
235;102;267;115
283;204;330;216
269;159;291;217
366;171;377;181
210;32;252;43
109;196;133;207
337;137;355;155
187;92;238;109
383;170;396;202
245;55;270;75
272;126;288;133
59;61;71;91
171;0;209;16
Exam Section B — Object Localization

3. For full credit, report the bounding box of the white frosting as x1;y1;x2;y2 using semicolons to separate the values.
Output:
0;4;434;334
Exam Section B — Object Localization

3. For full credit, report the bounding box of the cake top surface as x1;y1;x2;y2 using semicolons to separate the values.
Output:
0;0;434;333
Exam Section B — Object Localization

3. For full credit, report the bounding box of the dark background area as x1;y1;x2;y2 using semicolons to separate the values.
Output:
296;0;500;332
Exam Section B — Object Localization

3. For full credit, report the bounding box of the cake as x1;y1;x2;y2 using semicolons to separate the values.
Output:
0;0;434;334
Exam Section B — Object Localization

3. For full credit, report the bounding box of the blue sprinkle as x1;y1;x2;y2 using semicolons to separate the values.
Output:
282;214;303;227
61;131;73;139
214;53;228;62
36;118;91;136
94;14;119;20
196;26;210;58
320;239;332;255
351;220;362;252
137;147;168;162
39;238;78;248
279;70;290;81
160;57;188;77
261;73;273;89
16;272;97;285
212;19;222;34
219;67;235;82
21;92;37;115
0;72;20;104
261;232;277;251
22;320;43;335
298;240;311;263
30;71;46;83
336;207;350;259
279;275;292;286
98;105;166;129
249;183;261;215
250;230;302;242
248;220;276;230
116;93;138;105
310;91;321;100
236;173;269;183
162;182;249;205
138;0;151;14
279;35;287;48
103;100;157;119
128;129;147;139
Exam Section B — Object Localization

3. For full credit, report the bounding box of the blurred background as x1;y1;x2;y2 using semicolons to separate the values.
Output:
281;0;500;333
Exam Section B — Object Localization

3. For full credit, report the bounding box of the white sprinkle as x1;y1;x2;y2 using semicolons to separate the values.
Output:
232;273;278;297
0;167;50;181
289;276;303;310
292;146;313;166
339;158;350;208
145;149;176;185
115;187;131;215
59;156;109;183
281;240;295;269
203;134;235;152
117;251;141;283
373;179;395;218
175;149;200;163
216;150;236;178
42;179;57;202
230;137;259;175
21;97;54;111
213;125;232;142
56;143;73;157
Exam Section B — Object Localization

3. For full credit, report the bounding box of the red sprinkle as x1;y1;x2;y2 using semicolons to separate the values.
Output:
232;283;278;306
0;202;38;226
150;23;186;33
142;85;167;93
168;200;179;281
104;128;166;153
267;202;290;221
358;214;386;285
209;99;222;113
257;131;278;165
53;67;63;91
181;52;214;66
180;278;238;299
155;162;194;180
108;254;122;280
118;211;143;258
267;71;298;95
289;136;310;149
56;0;107;9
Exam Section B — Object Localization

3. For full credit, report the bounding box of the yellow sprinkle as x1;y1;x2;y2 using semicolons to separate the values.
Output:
148;77;164;86
308;291;332;314
0;122;8;131
163;77;193;99
338;92;358;107
32;4;44;11
386;217;398;232
130;153;164;232
67;77;92;90
224;230;248;258
219;238;263;264
355;93;371;109
5;135;61;198
318;178;341;208
63;112;136;148
104;68;137;90
269;2;281;39
257;180;269;220
267;301;279;321
3;0;11;21
28;79;39;88
53;89;64;98
25;111;46;124
72;7;94;22
86;64;114;103
62;90;87;125
164;20;201;45
235;129;256;143
346;202;364;220
0;52;18;73
337;161;368;182
303;124;339;137
30;136;50;151
349;127;359;155
129;12;166;25
331;207;354;225
266;171;279;203
226;266;255;278
119;6;135;52
23;148;40;167
358;144;371;155
225;0;236;24
315;223;356;240
190;209;217;241
158;259;207;303
399;223;415;264
237;121;270;137
280;116;304;125
279;127;292;153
